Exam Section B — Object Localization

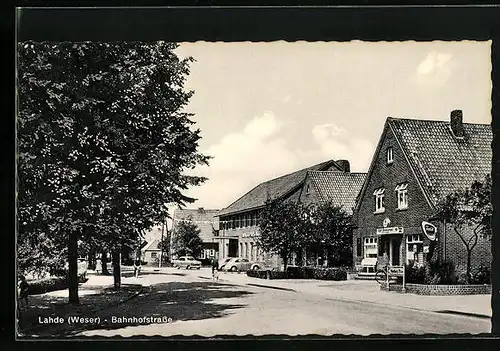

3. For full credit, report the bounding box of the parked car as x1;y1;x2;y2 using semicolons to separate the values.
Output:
172;256;202;270
218;257;233;270
78;258;88;279
222;258;261;272
63;258;88;281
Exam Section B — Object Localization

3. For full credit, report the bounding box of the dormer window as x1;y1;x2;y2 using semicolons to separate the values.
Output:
395;183;408;210
373;188;385;213
386;147;394;165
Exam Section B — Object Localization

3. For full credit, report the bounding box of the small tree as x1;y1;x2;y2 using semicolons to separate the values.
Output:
172;221;203;258
309;202;353;267
257;199;308;271
434;174;492;283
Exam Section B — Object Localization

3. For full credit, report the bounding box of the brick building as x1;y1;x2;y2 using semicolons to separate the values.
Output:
171;208;220;264
352;110;492;275
216;159;365;268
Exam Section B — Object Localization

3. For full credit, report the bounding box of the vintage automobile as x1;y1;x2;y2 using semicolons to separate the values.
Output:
218;257;233;270
222;258;261;272
172;256;202;270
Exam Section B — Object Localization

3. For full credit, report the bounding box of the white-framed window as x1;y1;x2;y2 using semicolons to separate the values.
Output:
406;234;424;265
373;188;385;213
395;183;409;210
386;147;394;165
209;249;215;257
363;237;378;258
306;184;311;195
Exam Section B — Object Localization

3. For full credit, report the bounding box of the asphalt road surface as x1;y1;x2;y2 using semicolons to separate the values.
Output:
72;270;489;337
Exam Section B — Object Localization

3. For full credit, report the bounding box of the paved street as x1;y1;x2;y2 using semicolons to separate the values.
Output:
68;268;490;337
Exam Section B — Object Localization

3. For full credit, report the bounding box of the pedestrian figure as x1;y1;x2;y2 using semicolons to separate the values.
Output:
95;258;101;274
134;258;142;278
211;258;219;281
17;275;29;310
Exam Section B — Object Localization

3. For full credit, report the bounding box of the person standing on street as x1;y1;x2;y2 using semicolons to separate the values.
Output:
134;258;142;278
17;275;29;310
211;257;219;281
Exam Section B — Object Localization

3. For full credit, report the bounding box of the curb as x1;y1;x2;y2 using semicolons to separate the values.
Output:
18;283;146;336
435;310;491;320
197;275;296;292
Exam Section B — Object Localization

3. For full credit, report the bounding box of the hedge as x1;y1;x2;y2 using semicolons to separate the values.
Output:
247;266;347;281
247;269;287;279
27;276;69;295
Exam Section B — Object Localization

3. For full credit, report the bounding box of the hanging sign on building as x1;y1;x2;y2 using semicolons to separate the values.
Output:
376;227;404;235
421;221;437;241
242;232;260;238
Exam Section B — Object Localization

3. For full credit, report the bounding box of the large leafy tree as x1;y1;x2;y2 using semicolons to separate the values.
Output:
257;199;309;271
171;220;203;258
17;41;209;303
434;174;492;283
308;202;353;267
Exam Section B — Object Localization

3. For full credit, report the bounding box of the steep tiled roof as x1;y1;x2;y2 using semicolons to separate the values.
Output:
307;171;367;215
172;208;220;242
388;118;491;205
142;239;160;252
218;160;343;216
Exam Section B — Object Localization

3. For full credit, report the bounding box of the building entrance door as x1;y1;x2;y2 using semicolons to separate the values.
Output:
390;237;401;266
228;239;238;257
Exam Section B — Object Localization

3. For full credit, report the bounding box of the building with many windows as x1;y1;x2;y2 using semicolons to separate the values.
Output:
352;110;492;274
171;207;220;264
216;159;365;268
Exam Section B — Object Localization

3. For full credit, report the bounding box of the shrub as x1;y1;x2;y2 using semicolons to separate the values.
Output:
286;266;314;279
470;264;491;284
311;268;347;281
405;260;458;285
427;260;457;285
246;270;287;279
28;276;69;295
405;260;426;284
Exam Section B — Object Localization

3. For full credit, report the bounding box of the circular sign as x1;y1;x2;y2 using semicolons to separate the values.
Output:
383;218;391;228
421;221;437;241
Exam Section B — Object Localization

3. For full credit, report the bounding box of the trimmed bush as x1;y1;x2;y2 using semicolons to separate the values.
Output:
406;260;459;285
311;268;347;281
470;264;491;284
28;276;69;295
247;267;347;281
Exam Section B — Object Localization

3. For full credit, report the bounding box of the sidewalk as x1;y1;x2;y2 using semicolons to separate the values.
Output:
199;270;492;319
18;273;144;336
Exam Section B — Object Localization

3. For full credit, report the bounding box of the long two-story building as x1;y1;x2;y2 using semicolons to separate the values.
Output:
216;159;366;268
352;110;492;274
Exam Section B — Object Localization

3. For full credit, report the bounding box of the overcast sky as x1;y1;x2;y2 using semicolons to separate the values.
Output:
163;40;491;225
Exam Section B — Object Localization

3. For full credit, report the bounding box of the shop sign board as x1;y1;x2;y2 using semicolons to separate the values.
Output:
241;232;260;238
376;227;404;235
421;221;437;241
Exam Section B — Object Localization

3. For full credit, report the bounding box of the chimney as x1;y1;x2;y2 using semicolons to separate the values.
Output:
450;110;464;138
335;159;350;173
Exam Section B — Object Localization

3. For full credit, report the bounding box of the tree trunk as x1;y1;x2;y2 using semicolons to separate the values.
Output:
101;251;110;275
112;249;121;290
88;247;96;270
466;250;472;284
68;232;79;305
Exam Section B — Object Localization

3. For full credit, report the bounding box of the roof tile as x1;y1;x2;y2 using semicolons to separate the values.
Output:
388;118;491;204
